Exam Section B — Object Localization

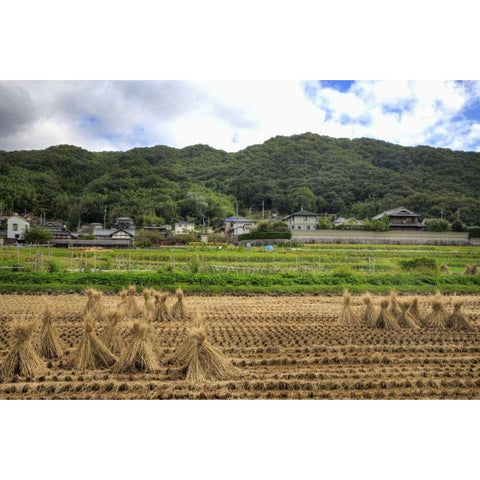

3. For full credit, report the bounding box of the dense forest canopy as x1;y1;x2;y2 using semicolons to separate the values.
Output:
1;133;480;229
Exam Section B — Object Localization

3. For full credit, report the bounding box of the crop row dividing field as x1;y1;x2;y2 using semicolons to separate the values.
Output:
1;293;480;399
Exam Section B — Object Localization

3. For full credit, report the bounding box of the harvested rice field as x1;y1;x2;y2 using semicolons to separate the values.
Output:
1;292;480;399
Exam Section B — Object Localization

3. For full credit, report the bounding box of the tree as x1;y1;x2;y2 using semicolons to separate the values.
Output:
424;218;451;232
316;218;332;229
451;219;467;232
22;226;53;244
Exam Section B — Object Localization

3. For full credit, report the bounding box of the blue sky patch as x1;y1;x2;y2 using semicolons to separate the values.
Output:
320;80;355;92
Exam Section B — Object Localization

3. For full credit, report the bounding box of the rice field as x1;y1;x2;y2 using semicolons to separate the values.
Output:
1;291;480;399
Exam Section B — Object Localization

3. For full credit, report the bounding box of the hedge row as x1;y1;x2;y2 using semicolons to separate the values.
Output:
238;232;292;240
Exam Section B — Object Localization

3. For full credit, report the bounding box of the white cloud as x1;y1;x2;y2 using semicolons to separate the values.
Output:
1;80;480;152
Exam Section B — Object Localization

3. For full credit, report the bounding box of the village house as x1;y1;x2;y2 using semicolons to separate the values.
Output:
41;221;77;240
174;221;195;234
93;226;135;243
7;214;30;241
142;223;172;234
114;217;135;229
223;216;257;236
333;217;364;229
373;207;425;231
283;209;322;231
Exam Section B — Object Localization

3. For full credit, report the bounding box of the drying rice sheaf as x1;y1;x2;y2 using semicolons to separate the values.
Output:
113;321;159;373
440;263;451;274
83;288;104;321
389;291;403;320
100;308;126;354
409;297;424;326
154;291;172;322
171;288;188;320
170;315;239;382
424;294;449;328
397;301;421;329
362;293;377;327
127;285;142;317
340;290;359;326
446;301;473;330
376;299;400;330
142;288;156;322
36;304;64;358
75;314;118;371
2;321;46;378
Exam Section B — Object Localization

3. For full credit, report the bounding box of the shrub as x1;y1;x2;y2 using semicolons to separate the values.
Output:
468;226;480;238
399;257;438;274
238;232;292;240
316;218;332;230
254;221;289;233
22;226;53;244
424;218;451;232
451;219;467;232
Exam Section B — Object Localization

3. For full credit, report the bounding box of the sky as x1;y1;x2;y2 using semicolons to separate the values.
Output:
2;80;480;153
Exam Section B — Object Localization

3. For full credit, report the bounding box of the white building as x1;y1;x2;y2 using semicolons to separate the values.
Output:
283;209;321;231
7;215;30;240
223;216;256;236
174;221;195;234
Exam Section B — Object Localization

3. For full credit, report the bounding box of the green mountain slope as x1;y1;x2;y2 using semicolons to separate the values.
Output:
1;133;479;228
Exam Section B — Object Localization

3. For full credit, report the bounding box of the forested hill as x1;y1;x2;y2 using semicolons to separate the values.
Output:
1;132;480;228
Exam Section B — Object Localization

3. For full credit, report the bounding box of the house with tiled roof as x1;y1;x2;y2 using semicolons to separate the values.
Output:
373;207;425;231
283;209;321;231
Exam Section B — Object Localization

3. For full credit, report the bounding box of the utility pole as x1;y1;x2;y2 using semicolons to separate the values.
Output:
262;200;264;220
235;201;239;239
103;207;107;229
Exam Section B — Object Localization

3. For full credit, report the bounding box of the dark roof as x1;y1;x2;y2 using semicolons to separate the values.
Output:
224;216;256;223
94;228;135;237
373;207;421;220
283;210;320;219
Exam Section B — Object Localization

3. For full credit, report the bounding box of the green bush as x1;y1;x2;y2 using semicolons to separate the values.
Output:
468;226;480;238
424;218;451;232
22;226;53;243
451;219;467;232
316;218;332;230
399;257;438;274
238;232;292;240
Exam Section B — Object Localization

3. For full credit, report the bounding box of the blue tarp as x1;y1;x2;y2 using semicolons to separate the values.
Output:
265;245;274;251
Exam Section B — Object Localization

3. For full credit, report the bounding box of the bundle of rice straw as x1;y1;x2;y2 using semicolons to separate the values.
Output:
362;293;377;327
113;321;159;373
100;308;125;354
117;289;130;321
127;284;142;317
170;314;240;382
2;321;46;378
154;291;172;322
171;288;188;320
142;288;156;321
440;263;451;274
83;288;104;321
74;314;117;371
446;300;473;330
389;291;403;320
423;293;449;328
409;297;424;326
397;300;421;329
36;304;64;359
465;264;478;275
376;299;400;330
340;290;359;326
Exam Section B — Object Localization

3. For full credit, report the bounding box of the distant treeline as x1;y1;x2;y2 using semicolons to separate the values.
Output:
1;132;480;229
